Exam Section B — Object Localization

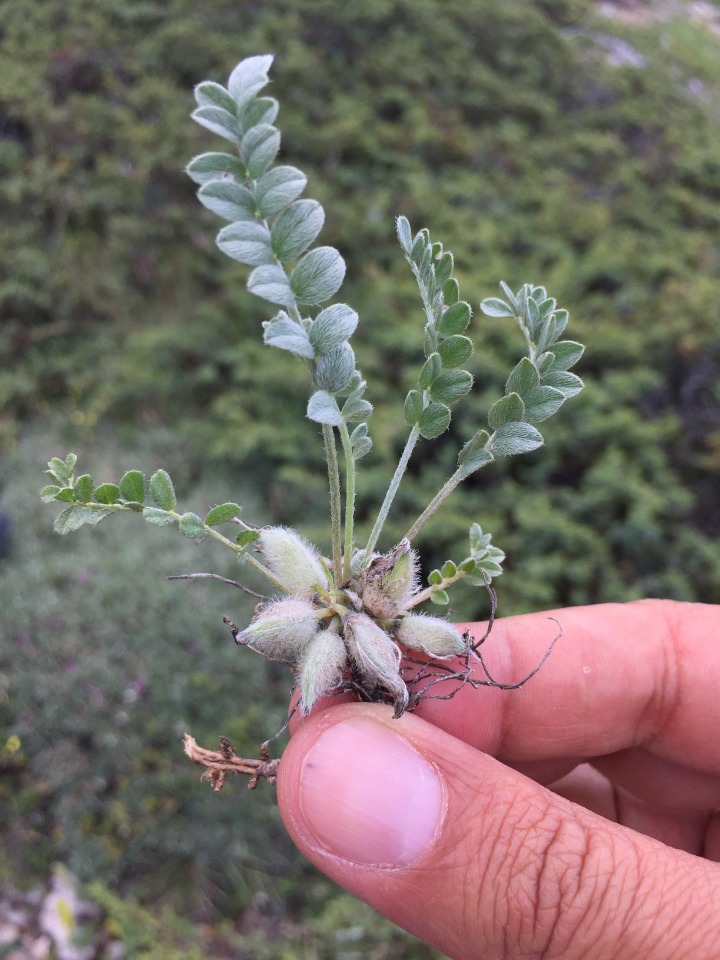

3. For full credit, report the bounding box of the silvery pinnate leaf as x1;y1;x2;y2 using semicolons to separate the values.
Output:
403;389;424;427
255;166;308;218
487;393;525;429
191;105;240;144
315;343;356;394
194;81;238;115
506;357;540;398
522;385;565;423
437;301;471;336
489;421;544;457
418;353;442;389
307;390;342;426
542;369;584;398
437;335;473;368
216;222;273;266
240;124;281;178
342;393;372;424
179;512;206;540
417;401;451;439
429;370;473;406
309;304;359;353
349;424;373;459
143;507;175;527
186;152;247;185
263;312;315;359
271;199;325;261
227;54;274;106
290;247;346;305
54;507;111;534
479;296;515;318
198;180;256;221
457;430;493;475
247;264;295;307
545;341;585;372
237;96;279;134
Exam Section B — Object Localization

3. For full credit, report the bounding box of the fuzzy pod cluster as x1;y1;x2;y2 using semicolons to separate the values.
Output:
234;526;471;716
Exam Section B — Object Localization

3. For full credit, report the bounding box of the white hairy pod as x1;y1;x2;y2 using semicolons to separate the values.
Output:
344;612;408;717
395;613;468;658
236;597;325;662
258;526;329;594
296;627;348;715
359;539;419;619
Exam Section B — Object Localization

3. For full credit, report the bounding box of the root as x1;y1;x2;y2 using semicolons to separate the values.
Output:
183;734;279;791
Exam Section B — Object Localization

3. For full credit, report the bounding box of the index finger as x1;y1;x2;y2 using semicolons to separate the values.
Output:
413;599;720;776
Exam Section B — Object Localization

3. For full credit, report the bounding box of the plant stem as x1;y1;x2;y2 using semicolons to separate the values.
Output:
338;422;356;582
362;425;420;564
402;570;465;609
170;512;293;595
402;466;465;543
322;423;343;586
283;299;343;585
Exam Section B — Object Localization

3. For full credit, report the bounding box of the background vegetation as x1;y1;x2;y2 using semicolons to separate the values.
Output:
2;0;719;955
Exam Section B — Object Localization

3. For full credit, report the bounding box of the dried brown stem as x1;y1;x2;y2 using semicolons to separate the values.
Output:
183;734;279;791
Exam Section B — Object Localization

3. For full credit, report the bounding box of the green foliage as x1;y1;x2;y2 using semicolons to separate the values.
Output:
84;882;441;960
397;217;475;438
59;53;576;620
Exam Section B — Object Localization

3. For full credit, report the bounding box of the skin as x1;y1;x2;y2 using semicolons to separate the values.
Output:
277;599;720;959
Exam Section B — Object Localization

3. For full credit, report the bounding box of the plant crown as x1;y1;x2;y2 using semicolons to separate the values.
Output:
42;55;584;720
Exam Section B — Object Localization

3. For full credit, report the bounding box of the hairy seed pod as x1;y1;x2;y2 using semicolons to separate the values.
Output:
360;539;419;619
395;613;467;658
344;612;408;717
381;544;420;605
296;628;348;715
258;526;329;594
237;597;325;662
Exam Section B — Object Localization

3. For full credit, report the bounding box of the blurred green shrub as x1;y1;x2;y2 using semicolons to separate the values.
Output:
84;882;441;959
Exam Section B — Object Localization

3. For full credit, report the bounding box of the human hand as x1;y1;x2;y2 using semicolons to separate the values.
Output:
277;599;720;959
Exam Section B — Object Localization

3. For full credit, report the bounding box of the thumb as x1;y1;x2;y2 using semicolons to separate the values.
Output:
277;702;720;960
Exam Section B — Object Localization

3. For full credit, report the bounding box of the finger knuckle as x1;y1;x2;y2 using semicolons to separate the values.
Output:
506;808;642;959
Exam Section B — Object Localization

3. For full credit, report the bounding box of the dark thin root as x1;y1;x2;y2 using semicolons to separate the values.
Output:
470;617;563;689
261;699;301;748
408;666;471;704
469;575;497;652
402;648;474;707
168;572;268;600
403;615;562;706
262;675;376;746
